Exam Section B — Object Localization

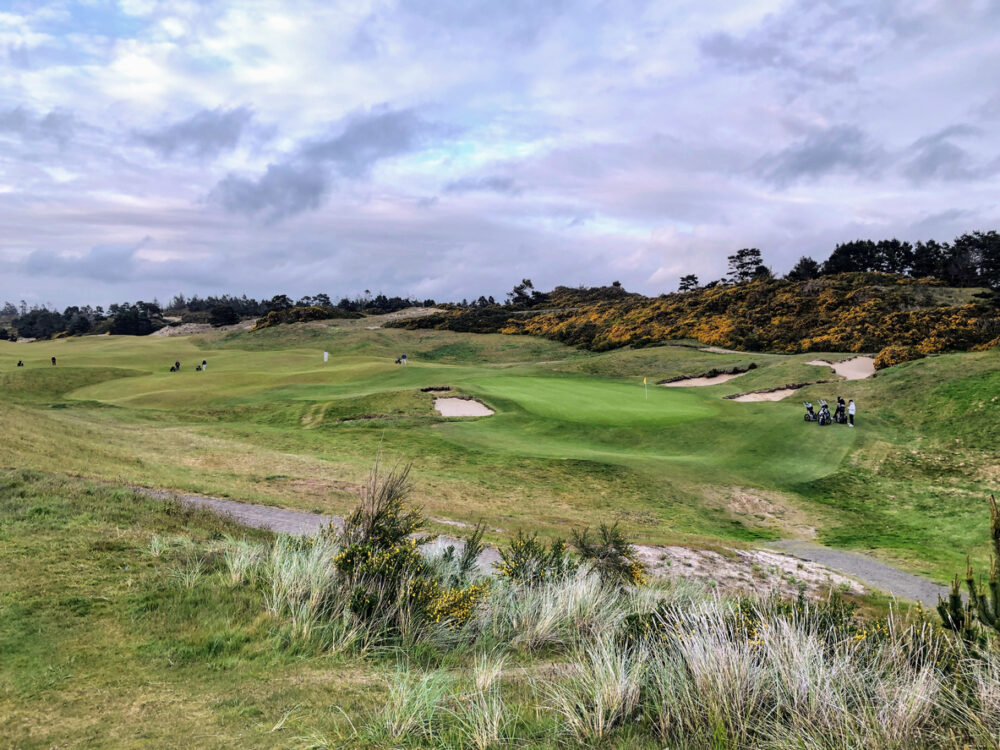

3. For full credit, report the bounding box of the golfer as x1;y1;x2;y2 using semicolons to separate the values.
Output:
848;399;856;427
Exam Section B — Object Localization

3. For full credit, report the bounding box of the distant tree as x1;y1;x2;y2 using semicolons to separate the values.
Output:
13;308;65;339
940;237;981;287
952;230;1000;289
678;274;699;291
209;305;240;327
611;280;622;288
911;240;946;278
506;279;537;307
0;327;10;340
266;294;293;311
876;239;913;275
313;293;332;308
786;256;821;281
1;301;16;317
168;293;187;311
822;240;879;274
108;301;163;336
727;248;766;284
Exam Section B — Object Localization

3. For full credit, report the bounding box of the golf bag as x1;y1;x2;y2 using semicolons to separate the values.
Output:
817;401;832;426
834;398;847;424
803;402;817;422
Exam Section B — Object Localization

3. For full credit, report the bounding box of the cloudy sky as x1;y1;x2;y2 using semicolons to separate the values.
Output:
1;0;999;307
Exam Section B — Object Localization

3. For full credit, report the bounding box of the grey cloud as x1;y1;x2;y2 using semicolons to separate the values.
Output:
0;107;74;144
901;125;993;183
210;163;328;221
212;107;441;220
758;126;885;186
300;107;437;177
137;106;253;159
444;175;522;195
21;240;148;283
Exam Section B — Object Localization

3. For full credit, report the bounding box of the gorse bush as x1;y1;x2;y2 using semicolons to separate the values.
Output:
493;530;577;584
396;273;1000;355
572;522;647;586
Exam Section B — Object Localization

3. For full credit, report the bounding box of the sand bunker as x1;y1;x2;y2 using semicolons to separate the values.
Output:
662;372;746;387
699;346;742;354
807;356;875;380
434;398;494;417
732;388;800;402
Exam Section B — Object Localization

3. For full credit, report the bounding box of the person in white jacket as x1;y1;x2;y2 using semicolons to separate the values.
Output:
848;399;856;427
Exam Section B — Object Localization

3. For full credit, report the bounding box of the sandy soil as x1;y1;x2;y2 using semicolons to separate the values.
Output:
434;397;495;417
634;544;864;599
732;387;801;402
699;346;743;354
150;320;253;337
354;306;444;329
807;356;875;380
662;372;745;387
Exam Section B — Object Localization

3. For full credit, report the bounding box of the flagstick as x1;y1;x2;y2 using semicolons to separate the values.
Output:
644;381;648;400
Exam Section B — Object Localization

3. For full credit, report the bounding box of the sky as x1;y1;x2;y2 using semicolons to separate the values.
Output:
1;0;999;308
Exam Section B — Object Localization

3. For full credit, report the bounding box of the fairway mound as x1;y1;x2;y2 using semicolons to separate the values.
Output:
807;356;875;380
660;364;754;387
434;397;494;417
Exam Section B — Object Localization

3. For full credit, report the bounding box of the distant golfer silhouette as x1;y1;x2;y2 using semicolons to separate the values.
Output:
17;360;23;367
174;361;180;371
51;356;56;366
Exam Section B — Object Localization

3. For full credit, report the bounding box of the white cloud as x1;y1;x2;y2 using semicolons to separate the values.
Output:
0;0;999;307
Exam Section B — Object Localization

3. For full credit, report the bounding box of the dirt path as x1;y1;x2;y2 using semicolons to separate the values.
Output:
768;540;948;606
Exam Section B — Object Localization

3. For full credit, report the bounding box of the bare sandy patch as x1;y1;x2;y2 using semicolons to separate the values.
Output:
150;320;253;337
732;387;800;402
662;372;746;387
434;397;495;417
634;544;863;599
807;356;875;380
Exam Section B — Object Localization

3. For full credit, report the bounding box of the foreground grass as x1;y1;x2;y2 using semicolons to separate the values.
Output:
6;468;1000;748
0;471;378;748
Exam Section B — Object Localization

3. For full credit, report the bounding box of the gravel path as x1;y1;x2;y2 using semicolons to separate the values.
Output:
141;488;340;535
768;540;948;606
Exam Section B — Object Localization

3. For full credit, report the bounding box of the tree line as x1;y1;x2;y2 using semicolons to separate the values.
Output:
0;291;436;340
677;230;1000;291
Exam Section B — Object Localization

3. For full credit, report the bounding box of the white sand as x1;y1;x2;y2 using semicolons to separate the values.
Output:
662;372;745;387
699;346;742;354
434;397;495;417
807;356;875;380
732;388;800;402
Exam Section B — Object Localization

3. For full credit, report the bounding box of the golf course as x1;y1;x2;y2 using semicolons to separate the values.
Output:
4;311;1000;748
2;314;997;579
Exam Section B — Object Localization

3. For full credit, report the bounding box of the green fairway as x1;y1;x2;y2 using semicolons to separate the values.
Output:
1;321;998;580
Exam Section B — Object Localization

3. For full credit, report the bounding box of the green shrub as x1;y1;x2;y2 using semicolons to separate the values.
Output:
494;531;576;584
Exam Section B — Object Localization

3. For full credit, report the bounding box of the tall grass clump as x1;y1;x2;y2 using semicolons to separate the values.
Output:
449;652;512;750
546;636;644;744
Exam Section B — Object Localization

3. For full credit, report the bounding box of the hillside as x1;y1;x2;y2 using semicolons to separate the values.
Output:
393;273;1000;359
